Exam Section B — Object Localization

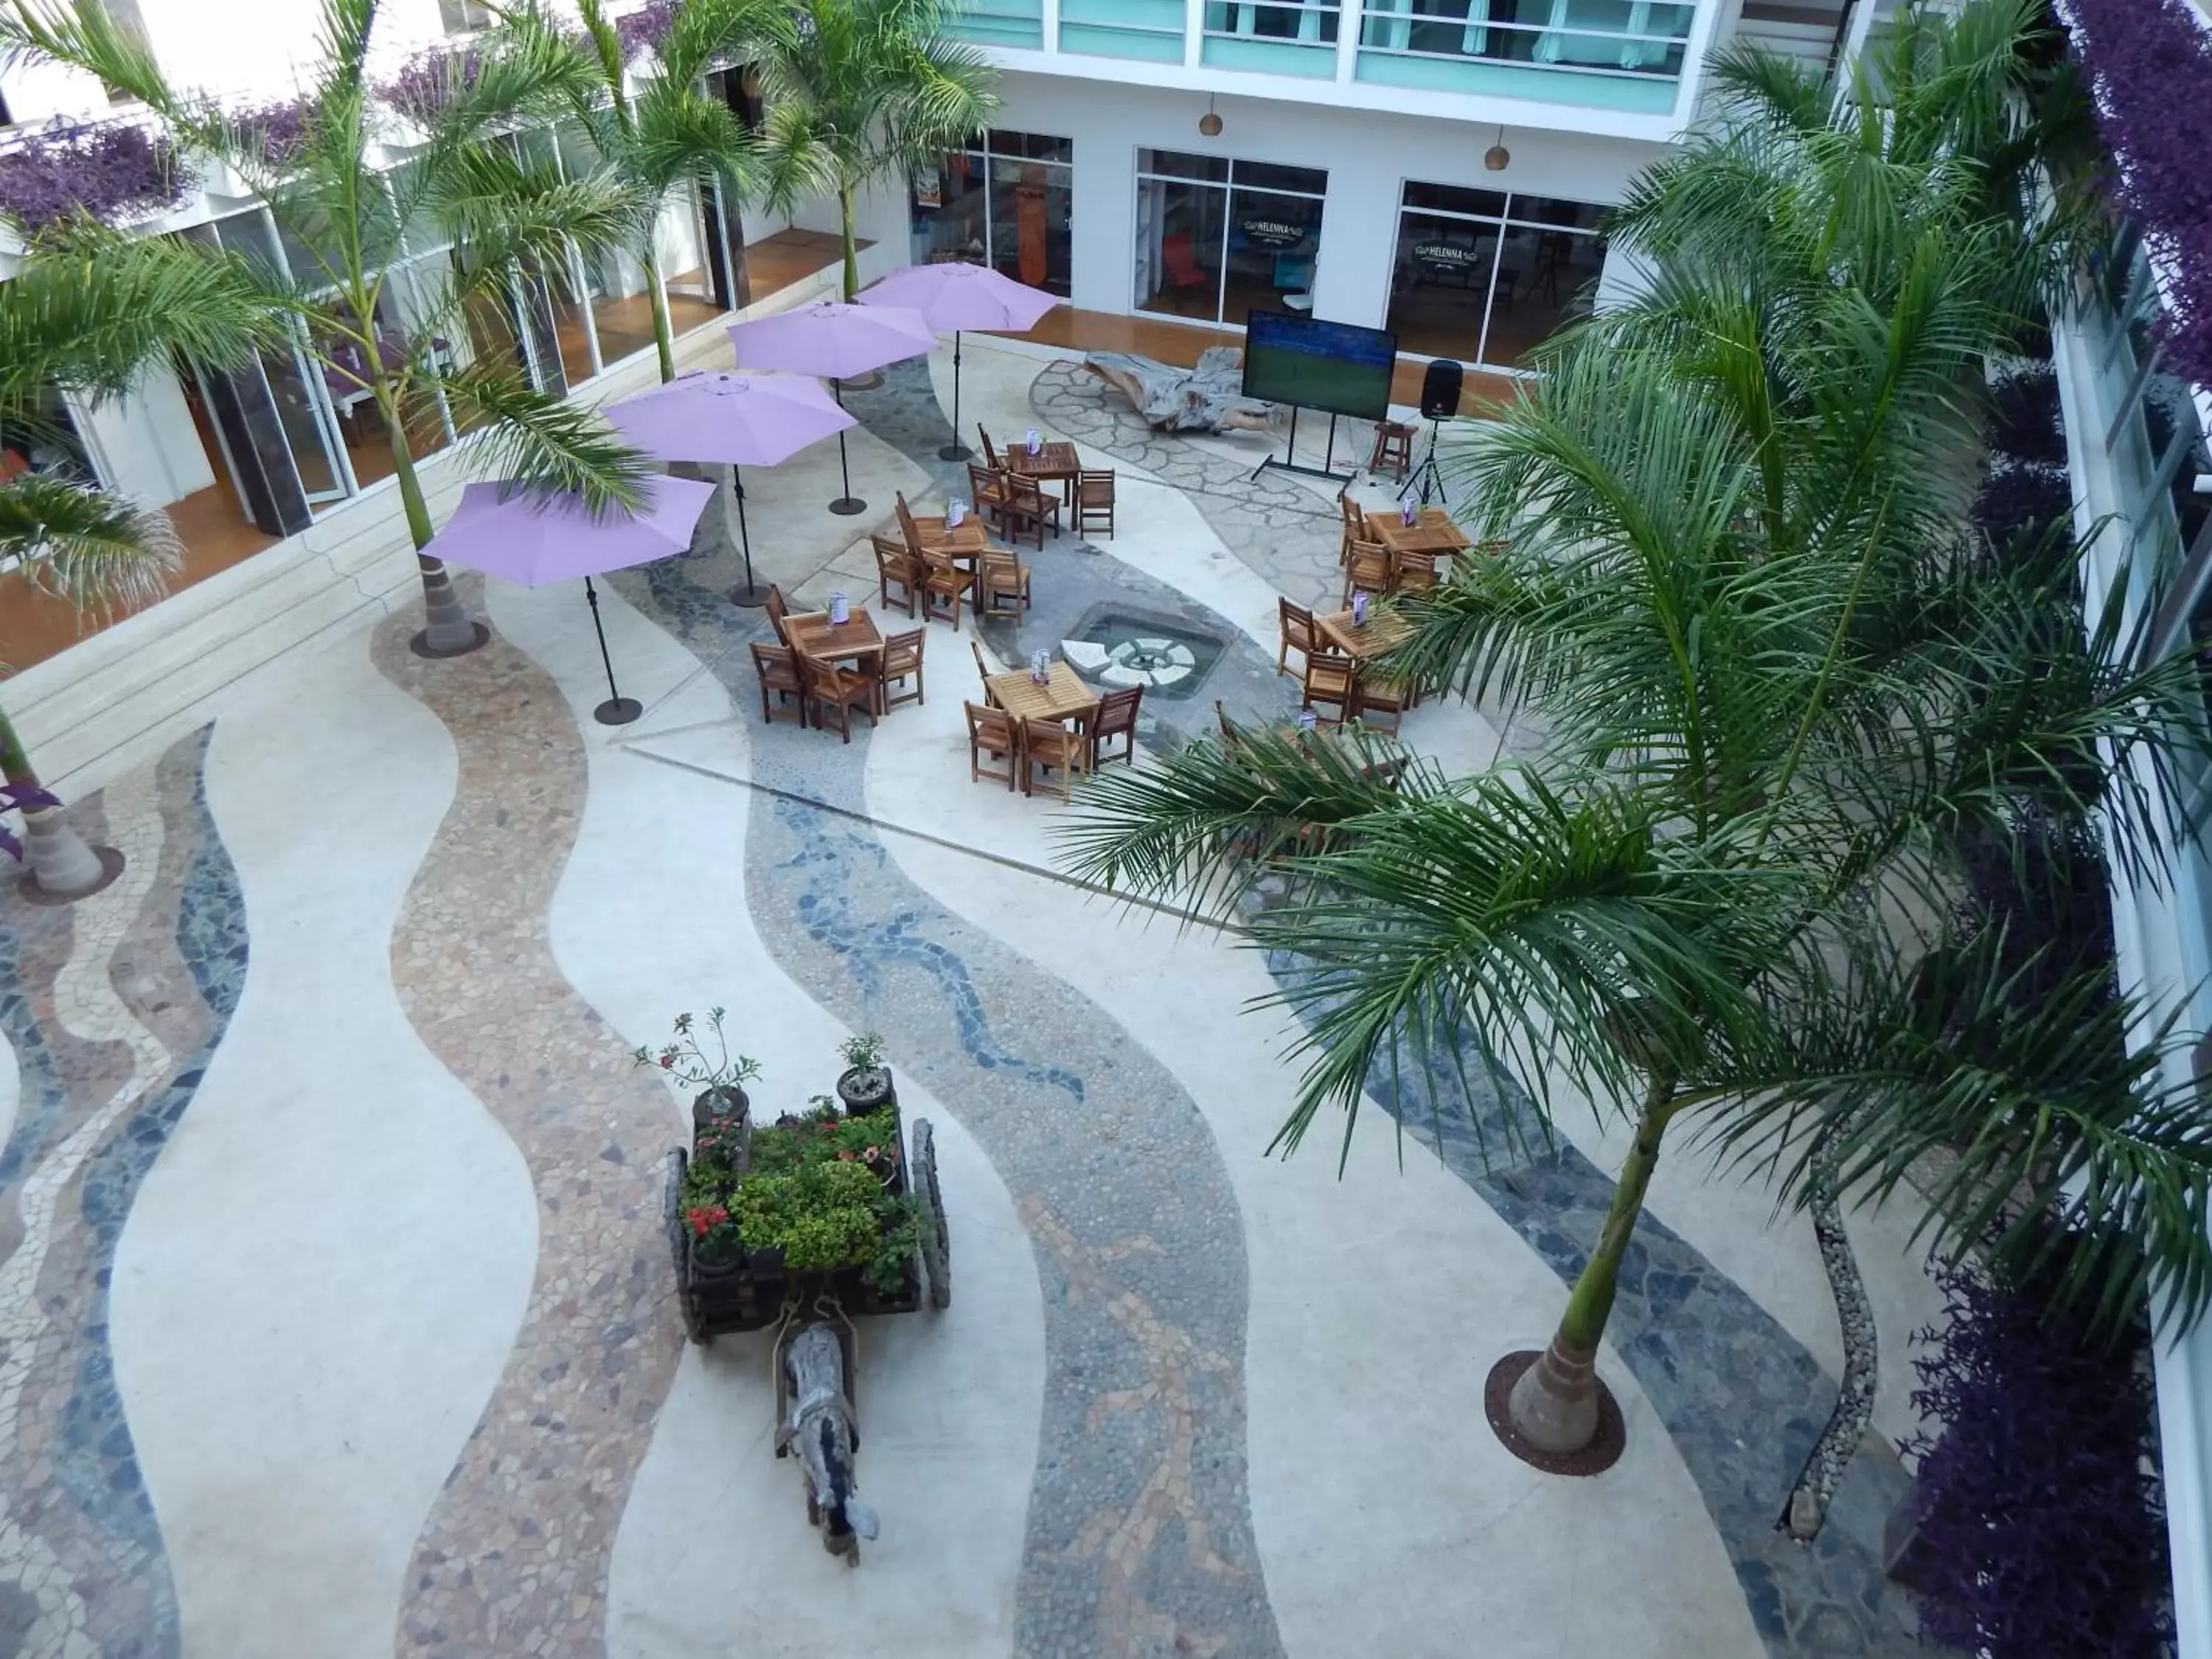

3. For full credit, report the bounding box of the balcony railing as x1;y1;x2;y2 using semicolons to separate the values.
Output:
1357;0;1692;109
1201;0;1342;77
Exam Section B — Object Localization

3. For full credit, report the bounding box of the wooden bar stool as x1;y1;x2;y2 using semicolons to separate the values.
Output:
1369;421;1416;483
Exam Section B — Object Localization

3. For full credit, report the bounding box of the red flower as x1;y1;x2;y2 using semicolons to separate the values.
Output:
863;1146;880;1161
687;1204;728;1238
659;1054;674;1070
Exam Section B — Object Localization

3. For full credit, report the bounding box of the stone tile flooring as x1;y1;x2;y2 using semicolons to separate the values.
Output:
0;336;1949;1658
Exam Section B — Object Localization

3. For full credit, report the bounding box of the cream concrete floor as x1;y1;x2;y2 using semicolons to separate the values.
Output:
0;329;1948;1658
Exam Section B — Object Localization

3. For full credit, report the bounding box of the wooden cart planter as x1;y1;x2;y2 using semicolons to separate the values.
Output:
662;1098;950;1343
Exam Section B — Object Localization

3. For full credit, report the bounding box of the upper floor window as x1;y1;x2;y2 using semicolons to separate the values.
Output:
1361;0;1694;78
438;0;495;34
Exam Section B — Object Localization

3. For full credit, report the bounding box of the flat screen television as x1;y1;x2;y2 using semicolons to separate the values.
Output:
1239;310;1397;424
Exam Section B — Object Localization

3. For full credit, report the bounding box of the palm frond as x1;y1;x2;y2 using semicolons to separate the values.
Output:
442;364;655;514
0;473;180;622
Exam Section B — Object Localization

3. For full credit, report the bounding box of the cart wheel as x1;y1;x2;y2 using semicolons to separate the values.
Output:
664;1149;706;1345
912;1118;950;1310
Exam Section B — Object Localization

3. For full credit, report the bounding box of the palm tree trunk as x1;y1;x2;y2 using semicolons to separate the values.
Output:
384;393;480;655
641;246;678;384
838;184;860;304
1508;1071;1677;1453
0;707;107;897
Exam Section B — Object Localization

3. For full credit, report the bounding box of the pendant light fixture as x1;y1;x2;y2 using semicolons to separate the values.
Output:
1484;125;1510;171
1199;94;1223;138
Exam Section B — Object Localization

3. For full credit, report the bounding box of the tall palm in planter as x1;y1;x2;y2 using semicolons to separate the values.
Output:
0;223;295;895
0;0;658;655
746;0;996;307
1059;19;2212;1454
493;0;773;385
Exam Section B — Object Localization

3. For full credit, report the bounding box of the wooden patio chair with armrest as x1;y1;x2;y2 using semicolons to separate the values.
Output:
1352;664;1411;735
871;533;921;617
749;641;806;727
1392;547;1439;596
877;627;926;712
1088;685;1142;770
917;552;966;628
964;700;1018;790
1341;539;1392;607
799;654;877;744
979;547;1032;616
967;462;1014;534
1301;648;1355;726
1277;597;1318;678
1004;473;1061;551
1074;470;1116;539
1020;717;1088;801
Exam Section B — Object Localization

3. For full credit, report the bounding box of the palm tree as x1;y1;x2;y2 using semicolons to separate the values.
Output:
0;222;293;894
493;0;771;384
746;0;996;304
0;0;658;654
1059;4;2212;1455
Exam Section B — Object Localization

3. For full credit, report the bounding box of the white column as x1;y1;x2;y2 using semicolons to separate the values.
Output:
1041;0;1062;54
1336;0;1363;80
1185;0;1206;65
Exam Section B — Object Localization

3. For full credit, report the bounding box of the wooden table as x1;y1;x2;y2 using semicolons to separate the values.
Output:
1316;608;1414;662
1003;441;1082;507
1371;507;1471;558
984;660;1098;726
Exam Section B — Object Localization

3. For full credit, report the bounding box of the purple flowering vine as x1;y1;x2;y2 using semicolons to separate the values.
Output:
0;121;189;234
231;96;318;167
2063;0;2212;394
377;48;483;122
615;0;683;60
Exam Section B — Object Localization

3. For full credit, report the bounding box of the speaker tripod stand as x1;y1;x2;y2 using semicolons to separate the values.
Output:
1404;416;1448;507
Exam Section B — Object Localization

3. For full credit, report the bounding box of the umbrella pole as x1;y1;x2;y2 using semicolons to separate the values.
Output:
583;576;641;726
937;330;972;463
728;467;769;608
830;378;866;516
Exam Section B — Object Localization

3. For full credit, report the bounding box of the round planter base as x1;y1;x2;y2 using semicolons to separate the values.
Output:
1483;1349;1625;1476
411;621;492;659
17;844;126;907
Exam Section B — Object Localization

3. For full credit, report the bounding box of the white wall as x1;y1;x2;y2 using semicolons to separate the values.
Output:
973;72;1666;333
74;362;215;510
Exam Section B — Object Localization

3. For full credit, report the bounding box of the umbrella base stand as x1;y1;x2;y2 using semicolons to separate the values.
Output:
411;622;492;659
595;696;644;726
728;582;772;608
829;497;867;516
936;442;973;462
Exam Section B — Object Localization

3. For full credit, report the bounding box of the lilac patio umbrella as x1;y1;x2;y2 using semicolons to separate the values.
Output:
425;475;713;726
860;262;1064;461
727;301;934;516
606;371;855;607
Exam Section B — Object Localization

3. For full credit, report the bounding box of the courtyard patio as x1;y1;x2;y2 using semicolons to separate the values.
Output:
0;330;1949;1659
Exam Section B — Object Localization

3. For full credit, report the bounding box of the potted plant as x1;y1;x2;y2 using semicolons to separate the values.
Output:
633;1007;762;1129
682;1200;743;1277
835;1031;895;1114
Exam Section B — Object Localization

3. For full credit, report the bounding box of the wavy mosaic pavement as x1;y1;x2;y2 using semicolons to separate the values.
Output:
371;609;686;1659
0;728;246;1659
613;554;1286;1659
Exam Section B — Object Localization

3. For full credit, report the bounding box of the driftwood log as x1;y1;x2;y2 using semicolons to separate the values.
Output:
777;1321;877;1563
1085;347;1276;432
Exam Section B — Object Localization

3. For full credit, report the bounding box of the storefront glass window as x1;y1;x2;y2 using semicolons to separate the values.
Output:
910;129;1074;298
1384;181;1604;369
1134;151;1326;327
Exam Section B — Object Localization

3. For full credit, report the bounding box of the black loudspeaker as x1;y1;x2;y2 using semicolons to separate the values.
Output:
1420;358;1464;420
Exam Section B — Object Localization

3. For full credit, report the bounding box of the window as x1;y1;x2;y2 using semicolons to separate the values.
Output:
0;87;13;128
1134;151;1326;327
437;0;494;33
910;130;1074;299
1359;0;1694;78
1384;181;1606;369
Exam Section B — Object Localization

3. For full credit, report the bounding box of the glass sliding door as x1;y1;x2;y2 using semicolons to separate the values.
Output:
1383;180;1604;369
211;210;352;505
911;130;1074;299
1134;151;1325;327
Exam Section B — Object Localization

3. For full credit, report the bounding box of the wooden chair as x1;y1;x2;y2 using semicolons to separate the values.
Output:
1278;597;1318;679
1088;685;1142;770
1392;547;1439;595
1337;493;1367;564
764;583;792;645
1004;473;1061;551
870;533;921;617
1352;667;1411;735
1302;649;1355;726
1020;717;1088;801
964;700;1018;790
1214;698;1245;748
1342;539;1392;608
977;426;1001;469
967;462;1014;534
877;627;926;712
978;548;1032;616
1074;470;1116;539
918;554;966;628
894;491;953;555
800;655;877;744
749;641;806;727
970;638;995;690
1369;421;1416;482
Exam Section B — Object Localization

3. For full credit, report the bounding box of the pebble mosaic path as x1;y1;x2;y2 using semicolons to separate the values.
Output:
610;554;1287;1659
372;607;688;1659
0;729;244;1659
